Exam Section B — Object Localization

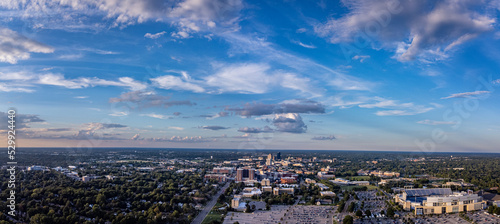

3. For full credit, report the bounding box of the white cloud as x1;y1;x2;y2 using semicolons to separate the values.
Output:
37;74;147;91
279;73;322;97
315;0;495;61
0;0;243;37
296;28;307;33
359;97;435;116
441;91;490;99
292;40;316;49
329;73;375;91
205;63;273;94
58;54;83;60
140;113;171;119
352;55;370;62
168;126;185;131
109;111;128;117
144;31;167;39
272;113;307;133
152;72;205;93
0;27;54;64
0;82;34;92
417;119;457;125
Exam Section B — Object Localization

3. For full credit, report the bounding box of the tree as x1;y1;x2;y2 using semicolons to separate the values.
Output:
355;210;363;217
365;209;371;217
343;215;354;224
387;207;395;218
348;202;356;213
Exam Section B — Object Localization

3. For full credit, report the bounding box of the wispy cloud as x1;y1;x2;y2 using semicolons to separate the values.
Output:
417;120;457;125
168;126;185;131
359;97;435;116
238;126;273;133
0;28;54;64
109;91;194;109
201;126;229;131
352;55;370;63
145;31;167;39
292;40;316;49
312;135;336;140
441;91;490;99
227;99;325;117
140;113;171;119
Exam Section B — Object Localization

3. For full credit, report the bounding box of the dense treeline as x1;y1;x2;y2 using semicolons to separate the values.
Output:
0;170;217;224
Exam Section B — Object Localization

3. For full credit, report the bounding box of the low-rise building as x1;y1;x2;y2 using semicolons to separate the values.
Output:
320;191;336;197
273;187;294;196
305;178;316;184
242;187;262;198
317;171;335;180
261;178;271;186
204;174;228;182
395;188;485;215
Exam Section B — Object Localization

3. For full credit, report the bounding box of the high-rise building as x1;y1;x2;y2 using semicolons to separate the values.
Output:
236;167;255;181
276;152;281;160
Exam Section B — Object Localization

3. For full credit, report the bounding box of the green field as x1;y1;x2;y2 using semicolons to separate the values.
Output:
201;211;223;224
348;176;371;181
340;185;378;191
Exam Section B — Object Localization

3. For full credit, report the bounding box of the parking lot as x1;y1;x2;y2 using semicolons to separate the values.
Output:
285;205;335;224
223;205;289;224
466;211;500;224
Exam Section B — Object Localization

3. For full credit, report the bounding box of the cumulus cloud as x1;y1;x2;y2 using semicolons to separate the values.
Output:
109;91;194;109
131;134;141;140
272;113;307;133
238;126;273;133
315;0;495;61
0;27;54;64
441;90;490;99
227;99;325;117
201;125;229;131
312;135;336;140
71;122;127;140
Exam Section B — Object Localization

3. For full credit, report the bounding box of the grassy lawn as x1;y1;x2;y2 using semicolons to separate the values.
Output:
340;185;378;191
201;211;222;224
348;176;371;181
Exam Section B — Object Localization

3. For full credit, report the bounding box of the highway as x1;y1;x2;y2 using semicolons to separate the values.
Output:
191;182;230;224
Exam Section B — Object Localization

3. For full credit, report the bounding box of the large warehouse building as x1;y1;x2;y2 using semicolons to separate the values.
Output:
395;188;486;215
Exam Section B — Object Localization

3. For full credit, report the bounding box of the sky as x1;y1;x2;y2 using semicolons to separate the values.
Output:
1;0;500;152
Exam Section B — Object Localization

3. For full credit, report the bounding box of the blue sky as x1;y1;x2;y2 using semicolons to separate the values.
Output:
1;0;500;152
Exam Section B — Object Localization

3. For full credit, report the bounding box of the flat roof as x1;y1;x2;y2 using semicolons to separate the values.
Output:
404;188;452;197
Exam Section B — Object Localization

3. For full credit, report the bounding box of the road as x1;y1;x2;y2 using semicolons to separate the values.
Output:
191;182;230;224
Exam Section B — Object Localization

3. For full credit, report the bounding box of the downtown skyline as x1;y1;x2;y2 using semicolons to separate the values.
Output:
1;0;500;152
